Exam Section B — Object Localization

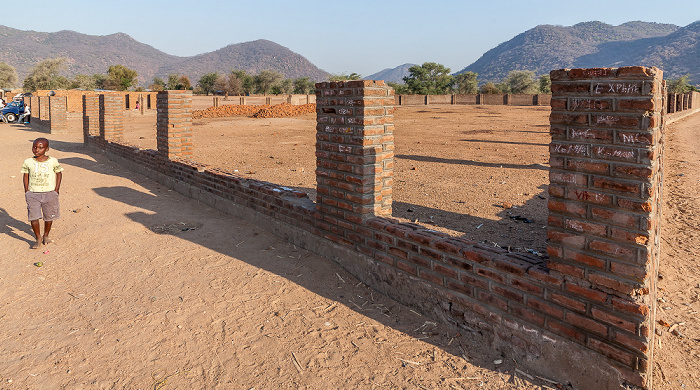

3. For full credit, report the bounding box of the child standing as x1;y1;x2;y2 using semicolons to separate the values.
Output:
21;138;63;249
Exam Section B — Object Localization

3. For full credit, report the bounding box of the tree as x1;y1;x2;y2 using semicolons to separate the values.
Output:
229;70;252;95
178;75;192;90
454;71;478;94
253;70;283;95
150;77;165;91
293;77;315;94
328;72;362;81
106;64;138;91
538;74;551;93
0;62;18;89
668;74;695;93
214;75;229;95
23;58;70;92
271;79;293;94
479;82;502;94
387;82;409;94
71;74;99;90
197;72;219;95
403;62;454;95
166;74;190;90
503;70;538;94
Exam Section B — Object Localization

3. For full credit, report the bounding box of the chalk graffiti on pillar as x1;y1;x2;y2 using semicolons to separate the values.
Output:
594;83;639;94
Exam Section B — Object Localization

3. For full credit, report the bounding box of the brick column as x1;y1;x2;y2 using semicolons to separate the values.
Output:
315;80;394;226
39;97;49;120
83;95;99;144
99;94;124;142
48;96;67;134
549;67;664;388
156;90;193;159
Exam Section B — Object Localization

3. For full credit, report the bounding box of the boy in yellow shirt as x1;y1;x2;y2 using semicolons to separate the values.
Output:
20;138;63;249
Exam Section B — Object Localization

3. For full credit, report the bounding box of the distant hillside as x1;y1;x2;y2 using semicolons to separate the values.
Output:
456;21;700;83
0;26;329;86
366;63;417;83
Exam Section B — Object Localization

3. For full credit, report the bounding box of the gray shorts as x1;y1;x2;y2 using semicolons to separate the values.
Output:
26;191;60;221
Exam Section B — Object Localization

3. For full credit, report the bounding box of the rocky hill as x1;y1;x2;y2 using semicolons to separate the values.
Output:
456;21;700;83
366;63;417;83
0;26;329;86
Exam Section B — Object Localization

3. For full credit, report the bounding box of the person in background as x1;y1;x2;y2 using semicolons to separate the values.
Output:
18;103;30;124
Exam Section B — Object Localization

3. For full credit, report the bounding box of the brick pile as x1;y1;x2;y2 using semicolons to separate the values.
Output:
192;103;315;119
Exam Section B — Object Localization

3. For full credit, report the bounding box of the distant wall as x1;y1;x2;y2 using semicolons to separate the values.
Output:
666;91;700;123
36;90;158;113
396;93;552;106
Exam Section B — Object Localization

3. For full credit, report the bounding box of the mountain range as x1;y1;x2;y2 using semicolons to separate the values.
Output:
0;25;328;86
0;21;698;88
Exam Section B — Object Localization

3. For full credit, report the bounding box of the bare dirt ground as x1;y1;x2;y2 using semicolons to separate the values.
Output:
0;97;697;389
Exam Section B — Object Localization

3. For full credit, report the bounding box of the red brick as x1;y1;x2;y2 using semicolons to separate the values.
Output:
445;256;473;272
548;260;586;279
395;260;417;275
563;248;606;269
590;207;639;228
588;337;637;367
617;99;654;111
460;273;489;290
462;249;497;265
550;143;589;157
591;177;641;196
613;331;648;353
418;268;443;285
492;284;524;303
589;273;637;295
476;290;508;312
475;267;505;283
565;283;608;303
588;239;637;262
447;279;474;297
567;312;608;336
547;229;585;248
564;218;607;237
509;277;544;296
617;131;653;146
550;82;591;94
612;164;653;179
527;297;564;318
510;303;545;326
569;97;612;111
548;199;587;218
434;263;458;279
611;297;649;317
548;318;587;343
550;292;587;313
527;266;564;286
593;146;637;162
566;159;609;174
568;127;613;142
569;68;614;79
550;112;588;125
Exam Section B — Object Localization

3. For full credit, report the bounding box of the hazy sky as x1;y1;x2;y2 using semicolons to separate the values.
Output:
6;0;699;77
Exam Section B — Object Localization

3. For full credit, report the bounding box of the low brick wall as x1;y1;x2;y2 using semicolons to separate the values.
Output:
83;71;675;389
396;93;552;106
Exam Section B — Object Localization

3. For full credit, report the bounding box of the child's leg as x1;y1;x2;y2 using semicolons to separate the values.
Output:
43;221;53;244
30;219;42;249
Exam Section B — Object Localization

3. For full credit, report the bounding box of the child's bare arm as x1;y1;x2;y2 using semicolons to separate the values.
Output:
23;173;29;192
55;172;62;194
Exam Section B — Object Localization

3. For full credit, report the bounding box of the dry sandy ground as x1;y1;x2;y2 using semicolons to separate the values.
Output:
0;100;697;389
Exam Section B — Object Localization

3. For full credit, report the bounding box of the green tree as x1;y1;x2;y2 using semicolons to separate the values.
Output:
538;74;551;93
166;74;190;90
150;77;165;91
197;72;219;95
668;74;695;93
229;70;252;95
328;72;362;81
23;58;70;92
271;78;293;94
454;71;478;94
503;70;538;94
387;82;409;94
403;62;454;95
106;64;138;91
0;62;18;89
71;74;98;90
479;82;502;94
253;70;283;94
293;77;315;94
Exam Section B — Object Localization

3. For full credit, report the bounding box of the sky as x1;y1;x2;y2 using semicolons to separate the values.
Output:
5;0;700;77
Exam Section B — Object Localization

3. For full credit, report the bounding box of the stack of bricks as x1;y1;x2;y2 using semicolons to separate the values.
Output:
548;66;664;387
83;95;99;143
314;80;394;242
157;91;193;159
48;96;68;134
99;94;124;142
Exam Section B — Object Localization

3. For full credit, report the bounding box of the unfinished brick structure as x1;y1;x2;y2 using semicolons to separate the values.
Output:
26;95;68;134
83;70;668;390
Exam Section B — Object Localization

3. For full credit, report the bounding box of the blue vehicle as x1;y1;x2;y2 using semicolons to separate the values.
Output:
2;100;25;123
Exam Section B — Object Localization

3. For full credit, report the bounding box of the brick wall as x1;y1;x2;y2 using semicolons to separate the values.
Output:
84;69;670;390
99;94;124;142
83;95;99;144
549;67;664;388
156;91;193;159
25;96;67;134
37;90;158;112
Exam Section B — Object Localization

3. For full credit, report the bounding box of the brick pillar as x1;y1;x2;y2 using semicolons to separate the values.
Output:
48;96;68;134
99;94;124;142
549;67;664;388
39;97;49;120
240;97;246;105
83;95;99;144
265;96;272;105
315;80;394;226
156;90;193;159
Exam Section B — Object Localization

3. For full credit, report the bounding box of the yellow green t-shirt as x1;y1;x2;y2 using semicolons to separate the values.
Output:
20;156;63;193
